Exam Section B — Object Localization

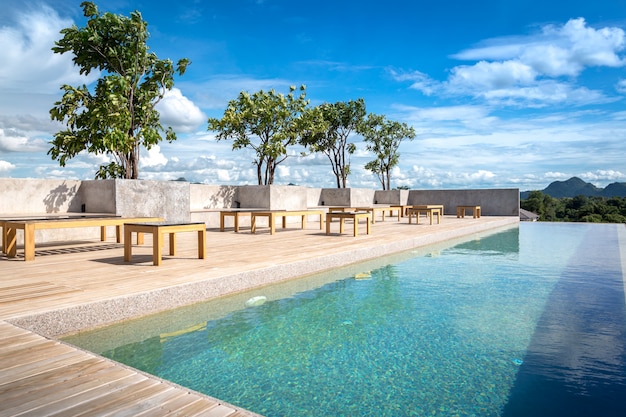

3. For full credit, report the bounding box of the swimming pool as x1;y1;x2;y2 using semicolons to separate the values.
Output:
64;223;626;416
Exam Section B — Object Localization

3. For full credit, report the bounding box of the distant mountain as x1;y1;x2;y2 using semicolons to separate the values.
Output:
521;177;626;199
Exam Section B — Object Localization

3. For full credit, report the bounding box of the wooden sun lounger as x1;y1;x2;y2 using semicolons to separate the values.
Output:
2;216;163;261
251;210;325;235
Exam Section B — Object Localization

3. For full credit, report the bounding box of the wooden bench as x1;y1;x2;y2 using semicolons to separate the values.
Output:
124;222;206;266
251;210;325;235
1;213;116;252
388;205;410;220
355;206;390;223
326;206;357;212
219;209;269;232
2;216;163;261
456;205;481;218
407;205;443;225
326;211;372;237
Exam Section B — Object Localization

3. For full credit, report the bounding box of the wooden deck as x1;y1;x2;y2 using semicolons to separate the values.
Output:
0;215;518;416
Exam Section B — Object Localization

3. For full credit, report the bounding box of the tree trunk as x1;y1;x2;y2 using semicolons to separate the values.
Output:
256;162;263;185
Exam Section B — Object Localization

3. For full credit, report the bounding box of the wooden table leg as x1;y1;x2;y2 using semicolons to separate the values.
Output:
198;229;206;259
220;212;225;232
234;213;240;233
269;214;276;235
339;218;345;234
6;226;17;257
366;216;371;234
326;215;331;235
124;227;132;262
153;229;162;266
169;232;176;256
23;224;35;261
250;214;256;234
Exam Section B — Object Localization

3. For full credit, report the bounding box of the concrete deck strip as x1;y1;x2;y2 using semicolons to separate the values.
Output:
0;215;518;416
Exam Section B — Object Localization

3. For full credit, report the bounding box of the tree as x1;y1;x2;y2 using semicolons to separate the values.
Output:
49;1;189;179
208;85;308;185
358;114;416;190
300;99;366;188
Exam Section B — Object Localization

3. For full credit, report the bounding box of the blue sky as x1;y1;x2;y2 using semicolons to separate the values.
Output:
1;0;626;191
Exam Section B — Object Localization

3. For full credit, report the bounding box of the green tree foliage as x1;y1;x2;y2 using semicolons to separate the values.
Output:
208;85;309;185
49;1;189;179
358;114;416;190
300;99;366;188
521;191;626;223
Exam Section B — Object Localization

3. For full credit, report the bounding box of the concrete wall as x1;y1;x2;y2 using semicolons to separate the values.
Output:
114;180;190;223
318;188;374;207
319;188;350;206
307;188;323;207
232;185;310;210
408;188;520;216
79;180;116;214
0;179;189;244
190;184;237;210
374;190;409;205
1;180;520;244
0;178;86;213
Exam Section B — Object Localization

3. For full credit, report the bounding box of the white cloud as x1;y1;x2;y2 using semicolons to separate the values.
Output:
141;145;168;168
400;18;626;108
479;81;612;107
0;128;48;152
616;79;626;94
186;76;295;112
449;61;537;90
579;170;626;182
0;160;15;173
157;88;206;133
389;70;440;96
0;5;97;95
543;171;571;180
454;18;625;75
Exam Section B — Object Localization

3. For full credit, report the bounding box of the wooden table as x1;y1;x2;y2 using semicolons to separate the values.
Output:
457;205;481;218
251;210;324;235
124;222;206;266
219;209;270;232
407;205;443;225
326;211;372;236
2;216;163;261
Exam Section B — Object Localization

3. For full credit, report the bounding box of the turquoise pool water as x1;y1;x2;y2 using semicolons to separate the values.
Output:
64;223;626;416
